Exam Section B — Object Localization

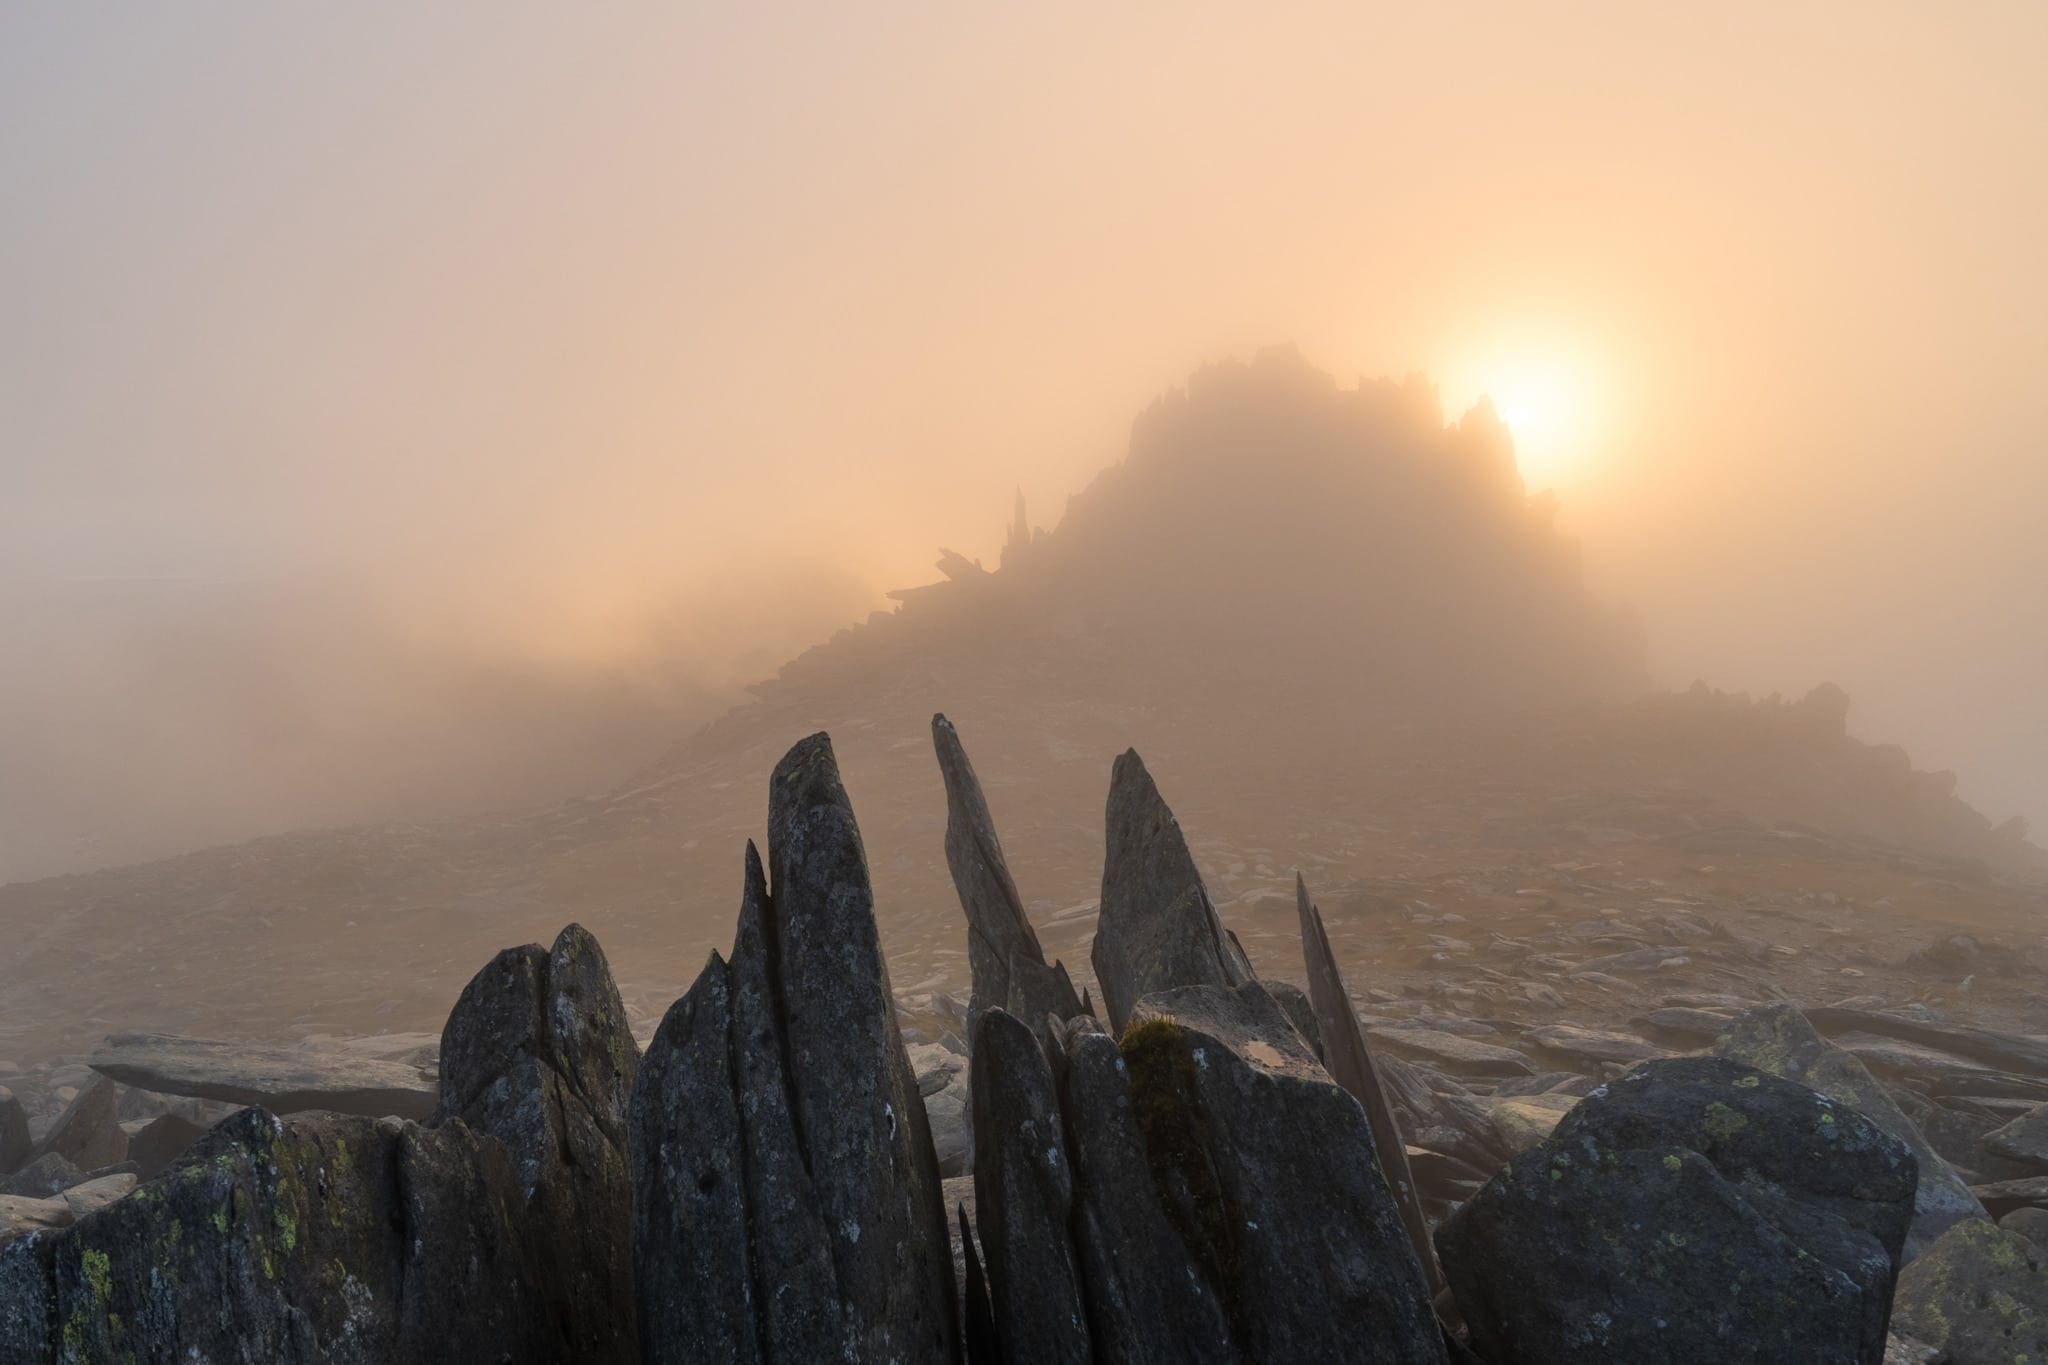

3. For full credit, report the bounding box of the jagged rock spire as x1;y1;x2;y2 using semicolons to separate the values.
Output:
1296;874;1446;1299
1091;749;1254;1033
630;734;958;1364
931;714;1084;1034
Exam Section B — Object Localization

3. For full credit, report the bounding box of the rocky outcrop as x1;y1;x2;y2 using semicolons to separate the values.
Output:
629;734;957;1364
1984;1101;2048;1170
0;922;642;1364
1120;982;1447;1362
90;1032;437;1120
933;714;1085;1034
1092;749;1255;1033
122;1112;207;1180
1438;1056;1918;1364
1714;1002;1986;1256
1296;874;1443;1298
1890;1219;2048;1361
29;1077;125;1173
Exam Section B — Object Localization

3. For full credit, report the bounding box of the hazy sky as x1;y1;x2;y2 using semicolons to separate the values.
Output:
3;4;2045;847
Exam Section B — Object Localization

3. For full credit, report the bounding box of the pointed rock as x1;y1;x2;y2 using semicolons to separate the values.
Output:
933;714;1084;1035
969;1008;1089;1364
29;1077;125;1173
1122;982;1447;1362
1296;875;1444;1298
0;1088;28;1176
630;953;759;1362
1092;750;1254;1033
437;922;640;1361
766;732;958;1361
1714;1002;1987;1256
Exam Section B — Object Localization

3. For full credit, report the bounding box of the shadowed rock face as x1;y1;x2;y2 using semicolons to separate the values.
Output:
1296;874;1444;1299
1713;1002;1986;1257
0;1089;29;1176
932;714;1085;1036
89;1033;436;1120
629;733;958;1364
969;1007;1089;1365
1438;1056;1918;1365
0;923;644;1364
1092;749;1254;1033
29;1079;125;1174
1121;982;1447;1363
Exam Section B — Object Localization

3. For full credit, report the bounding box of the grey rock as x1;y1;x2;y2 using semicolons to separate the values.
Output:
1365;1026;1536;1078
766;733;957;1361
1123;982;1446;1362
912;1043;973;1178
1439;1056;1917;1364
933;714;1085;1035
1262;979;1323;1062
0;1196;70;1246
0;1156;79;1199
1056;1019;1236;1363
29;1078;125;1173
1969;1175;2048;1219
630;952;758;1363
1714;1003;1986;1256
1803;1007;2048;1077
1984;1101;2048;1169
90;1033;437;1120
1524;1024;1668;1068
121;1111;209;1180
1092;749;1254;1033
0;1088;28;1175
2002;1205;2048;1246
1891;1220;2048;1362
57;1173;134;1221
1296;875;1443;1298
970;1008;1089;1364
437;922;639;1363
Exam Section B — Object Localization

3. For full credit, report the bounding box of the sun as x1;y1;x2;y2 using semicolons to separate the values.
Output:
1447;340;1607;492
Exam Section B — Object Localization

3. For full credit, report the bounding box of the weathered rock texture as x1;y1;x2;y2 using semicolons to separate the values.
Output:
629;734;958;1364
1296;874;1444;1298
970;1007;1089;1364
0;922;641;1364
0;1088;28;1176
1092;749;1254;1033
1438;1056;1918;1364
1119;982;1447;1362
90;1033;437;1120
933;713;1085;1034
30;1078;126;1173
1714;1002;1986;1256
1890;1219;2048;1362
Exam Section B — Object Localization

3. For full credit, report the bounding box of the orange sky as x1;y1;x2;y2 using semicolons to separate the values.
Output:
2;4;2044;834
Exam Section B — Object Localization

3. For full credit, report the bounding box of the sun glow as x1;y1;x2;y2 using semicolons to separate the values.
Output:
1448;340;1609;492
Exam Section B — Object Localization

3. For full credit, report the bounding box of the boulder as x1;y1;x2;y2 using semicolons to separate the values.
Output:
0;1156;79;1200
1715;1003;1987;1256
90;1033;437;1119
1438;1056;1918;1364
932;714;1085;1035
29;1078;125;1173
1122;982;1446;1362
912;1043;973;1177
1971;1176;2048;1220
122;1111;209;1180
1890;1220;2048;1362
1092;749;1254;1033
629;734;957;1364
969;1008;1089;1364
1983;1102;2048;1169
1488;1093;1579;1151
0;1088;28;1175
2002;1206;2048;1246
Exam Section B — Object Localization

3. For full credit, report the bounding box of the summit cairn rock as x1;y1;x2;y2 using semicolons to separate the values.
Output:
932;713;1085;1035
1093;749;1255;1033
1713;1002;1987;1256
1438;1056;1918;1364
628;734;957;1364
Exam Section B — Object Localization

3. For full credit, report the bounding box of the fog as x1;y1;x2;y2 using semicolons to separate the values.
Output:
3;4;2045;883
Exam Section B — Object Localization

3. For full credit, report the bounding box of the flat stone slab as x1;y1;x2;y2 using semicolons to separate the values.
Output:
90;1033;437;1120
1365;1026;1535;1077
1524;1025;1669;1068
